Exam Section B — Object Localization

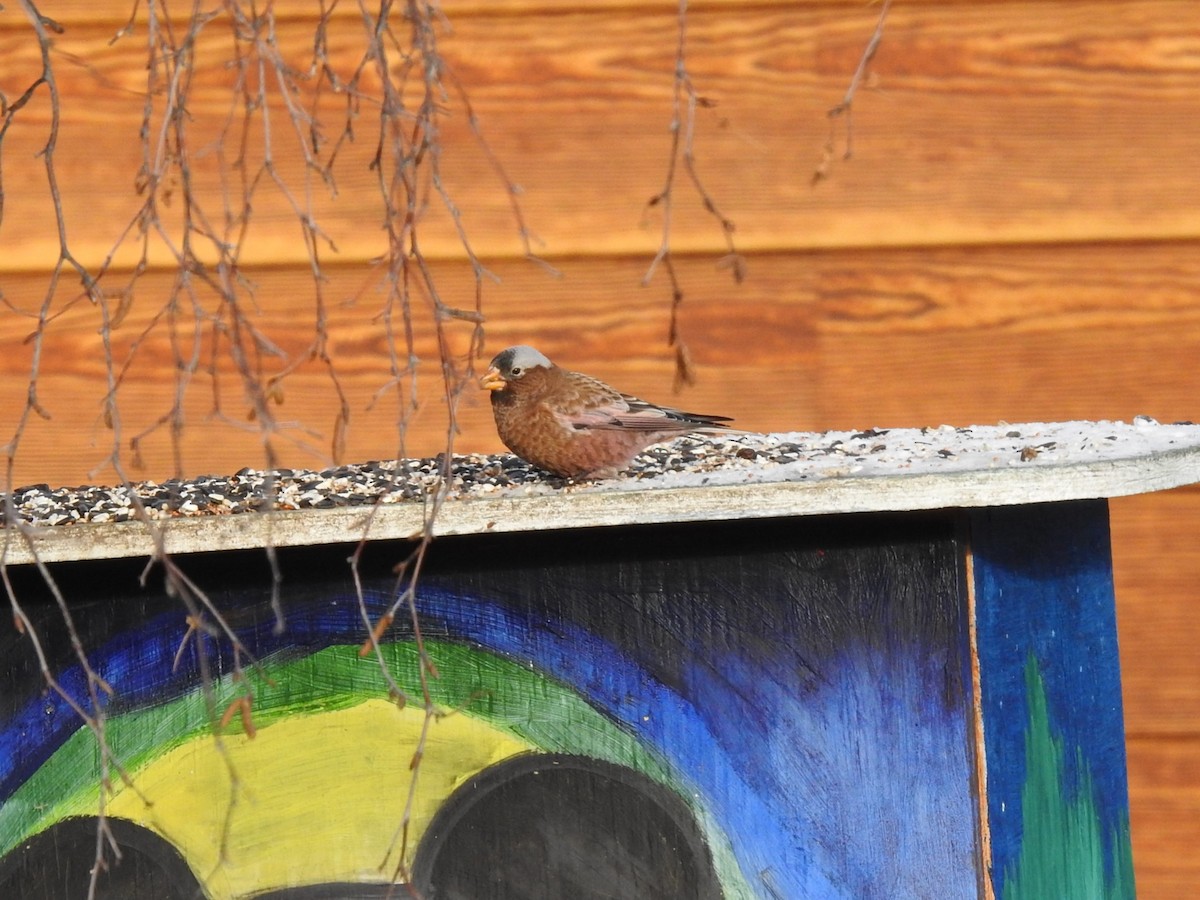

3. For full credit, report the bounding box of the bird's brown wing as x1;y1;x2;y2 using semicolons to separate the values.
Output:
554;371;732;433
607;395;734;431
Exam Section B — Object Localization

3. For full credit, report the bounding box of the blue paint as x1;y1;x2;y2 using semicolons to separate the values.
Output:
392;587;846;898
4;519;983;897
691;644;978;898
971;501;1131;896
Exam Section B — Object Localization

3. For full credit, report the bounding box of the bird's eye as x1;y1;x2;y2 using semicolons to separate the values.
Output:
510;366;523;377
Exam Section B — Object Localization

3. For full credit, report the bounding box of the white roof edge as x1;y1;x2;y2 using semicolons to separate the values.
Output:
3;437;1199;566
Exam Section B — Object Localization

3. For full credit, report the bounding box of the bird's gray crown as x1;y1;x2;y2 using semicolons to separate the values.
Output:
493;345;552;373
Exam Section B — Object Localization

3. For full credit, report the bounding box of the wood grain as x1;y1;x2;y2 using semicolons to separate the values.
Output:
1;1;1198;270
1;1;1197;895
1127;736;1200;897
31;0;822;28
3;242;1199;485
1113;489;1200;737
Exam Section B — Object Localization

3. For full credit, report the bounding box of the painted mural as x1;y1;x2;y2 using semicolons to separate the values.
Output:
971;501;1136;900
2;515;987;897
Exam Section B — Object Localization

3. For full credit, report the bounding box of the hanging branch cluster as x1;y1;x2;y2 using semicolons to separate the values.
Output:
0;0;893;893
1;5;125;895
332;0;546;882
1;0;537;893
644;0;745;390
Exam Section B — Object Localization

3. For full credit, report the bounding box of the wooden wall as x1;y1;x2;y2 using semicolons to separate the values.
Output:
1;1;1197;894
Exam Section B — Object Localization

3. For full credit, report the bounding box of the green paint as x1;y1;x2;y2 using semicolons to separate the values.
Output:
0;641;754;898
1002;656;1135;900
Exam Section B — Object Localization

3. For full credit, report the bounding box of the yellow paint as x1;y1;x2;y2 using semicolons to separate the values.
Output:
105;699;532;899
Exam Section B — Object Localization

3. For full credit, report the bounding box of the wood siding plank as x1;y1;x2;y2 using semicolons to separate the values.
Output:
1113;490;1200;737
2;243;1198;482
0;2;1197;269
1126;736;1200;897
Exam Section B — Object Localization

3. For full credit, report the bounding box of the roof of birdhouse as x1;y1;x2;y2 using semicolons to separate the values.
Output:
3;417;1200;565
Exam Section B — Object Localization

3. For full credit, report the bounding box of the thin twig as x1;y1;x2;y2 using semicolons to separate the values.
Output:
643;0;744;389
812;0;893;185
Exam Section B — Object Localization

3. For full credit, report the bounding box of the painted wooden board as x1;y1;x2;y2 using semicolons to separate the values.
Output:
0;502;1138;897
1;515;981;898
970;502;1133;900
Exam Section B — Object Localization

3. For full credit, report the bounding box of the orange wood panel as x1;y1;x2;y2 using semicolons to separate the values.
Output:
29;0;820;28
1126;735;1200;899
1112;489;1200;737
0;1;1197;271
2;242;1198;484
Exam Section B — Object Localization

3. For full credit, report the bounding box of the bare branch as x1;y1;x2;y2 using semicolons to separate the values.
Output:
643;0;744;389
813;0;893;185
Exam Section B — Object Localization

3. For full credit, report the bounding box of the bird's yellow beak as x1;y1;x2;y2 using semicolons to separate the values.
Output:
480;367;506;391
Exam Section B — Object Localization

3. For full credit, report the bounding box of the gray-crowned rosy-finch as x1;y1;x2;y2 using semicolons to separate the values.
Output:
481;345;736;478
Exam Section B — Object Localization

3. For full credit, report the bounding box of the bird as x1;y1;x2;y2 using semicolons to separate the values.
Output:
480;345;736;478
